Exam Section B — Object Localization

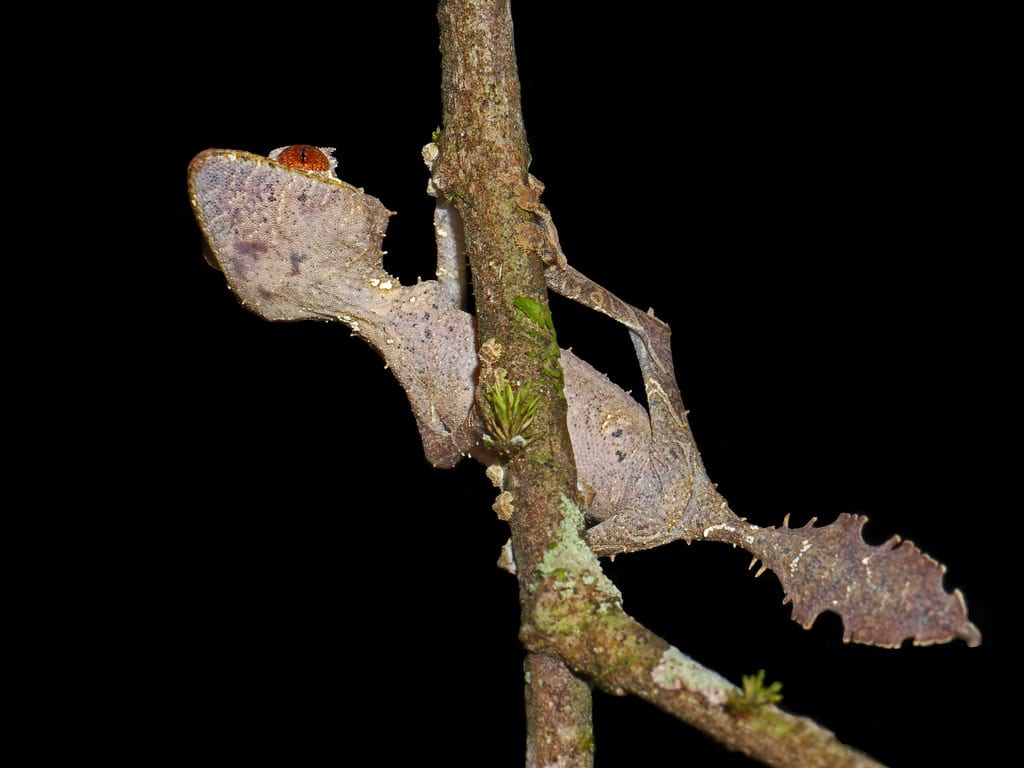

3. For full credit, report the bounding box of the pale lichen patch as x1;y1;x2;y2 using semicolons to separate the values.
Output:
493;491;515;521
479;337;503;365
486;464;504;489
651;646;735;706
535;495;621;605
421;141;439;167
497;538;517;575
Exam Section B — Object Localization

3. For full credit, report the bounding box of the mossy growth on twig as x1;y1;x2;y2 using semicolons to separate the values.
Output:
726;669;783;717
482;375;541;455
513;296;564;396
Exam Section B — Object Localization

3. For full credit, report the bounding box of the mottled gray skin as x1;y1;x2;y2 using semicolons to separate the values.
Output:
189;148;980;648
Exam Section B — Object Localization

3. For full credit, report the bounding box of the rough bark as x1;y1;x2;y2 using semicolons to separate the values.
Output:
435;2;592;765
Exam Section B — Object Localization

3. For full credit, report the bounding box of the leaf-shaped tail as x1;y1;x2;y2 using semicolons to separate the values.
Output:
700;512;981;648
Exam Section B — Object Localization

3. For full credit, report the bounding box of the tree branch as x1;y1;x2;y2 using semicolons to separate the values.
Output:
435;2;592;764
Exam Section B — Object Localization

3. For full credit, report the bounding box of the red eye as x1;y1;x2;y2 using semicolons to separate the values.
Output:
276;145;331;172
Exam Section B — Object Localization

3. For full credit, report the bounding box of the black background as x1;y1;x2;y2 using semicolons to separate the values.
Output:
128;3;1011;765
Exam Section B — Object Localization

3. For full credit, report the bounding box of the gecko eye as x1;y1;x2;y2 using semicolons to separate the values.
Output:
275;144;332;172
